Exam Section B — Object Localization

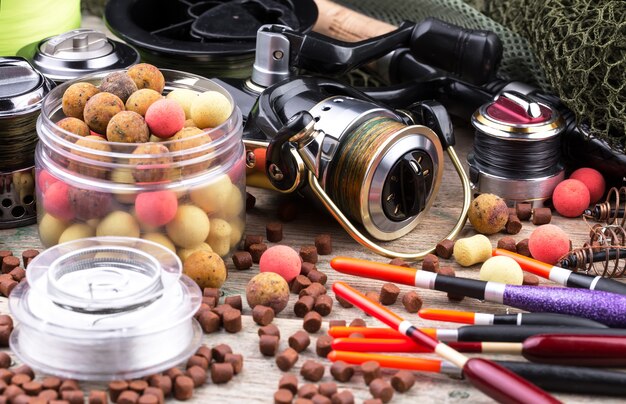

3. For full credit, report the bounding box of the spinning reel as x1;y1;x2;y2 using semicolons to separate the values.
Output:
217;20;502;259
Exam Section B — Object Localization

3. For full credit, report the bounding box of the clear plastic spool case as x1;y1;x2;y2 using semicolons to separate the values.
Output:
9;237;202;380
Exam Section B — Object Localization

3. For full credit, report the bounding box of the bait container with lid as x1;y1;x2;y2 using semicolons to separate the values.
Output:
468;91;565;206
9;237;202;380
35;69;245;259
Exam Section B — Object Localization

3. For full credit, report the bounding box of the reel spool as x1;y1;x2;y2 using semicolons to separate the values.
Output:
468;91;565;207
105;0;318;79
0;57;55;229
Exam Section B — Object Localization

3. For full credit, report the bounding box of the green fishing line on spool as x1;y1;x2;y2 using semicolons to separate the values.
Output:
0;0;81;56
327;116;406;223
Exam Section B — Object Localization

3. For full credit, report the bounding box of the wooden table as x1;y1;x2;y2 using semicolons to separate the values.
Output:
2;121;623;403
1;13;623;404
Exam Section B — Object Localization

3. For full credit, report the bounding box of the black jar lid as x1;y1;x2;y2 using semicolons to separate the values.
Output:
17;29;140;83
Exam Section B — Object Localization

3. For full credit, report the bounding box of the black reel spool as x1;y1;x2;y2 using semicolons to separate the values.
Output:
105;0;317;78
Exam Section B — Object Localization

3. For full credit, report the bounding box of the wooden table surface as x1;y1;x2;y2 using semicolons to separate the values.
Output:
2;123;623;404
1;13;624;404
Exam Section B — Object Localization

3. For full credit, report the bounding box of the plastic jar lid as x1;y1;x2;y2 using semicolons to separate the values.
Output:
9;237;202;380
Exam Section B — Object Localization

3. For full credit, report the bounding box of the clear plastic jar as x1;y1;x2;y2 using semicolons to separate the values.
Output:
35;69;245;261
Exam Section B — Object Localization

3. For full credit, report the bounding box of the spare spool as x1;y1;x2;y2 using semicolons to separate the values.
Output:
105;0;318;78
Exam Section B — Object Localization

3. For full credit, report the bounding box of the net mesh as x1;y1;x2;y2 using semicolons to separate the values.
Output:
336;0;626;150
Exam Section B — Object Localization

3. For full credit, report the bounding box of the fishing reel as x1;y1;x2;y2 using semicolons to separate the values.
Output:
220;20;502;259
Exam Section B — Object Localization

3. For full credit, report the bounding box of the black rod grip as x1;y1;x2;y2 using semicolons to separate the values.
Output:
494;361;626;396
410;17;502;85
493;313;608;328
593;277;626;296
432;275;487;300
566;272;626;296
456;325;626;342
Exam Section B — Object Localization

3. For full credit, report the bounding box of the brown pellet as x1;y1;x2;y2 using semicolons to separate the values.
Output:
300;262;316;276
11;373;31;386
379;283;400;305
361;360;381;385
187;355;209;370
11;394;31;404
297;383;318;399
0;314;12;328
143;387;165;404
259;323;281;338
211;303;233;322
22;380;42;396
421;254;439;272
2;256;20;273
523;272;540;286
363;399;383;404
202;296;217;308
61;390;84;404
13;365;34;379
186;365;207;387
130;380;148;394
22;250;39;267
118;390;140;404
137;395;159;404
299;245;318;264
203;287;220;298
148;375;171;397
88;390;108;404
4;385;24;401
330;360;354;382
275;388;294;404
249;243;268;263
253;305;274;325
232;251;253;270
328;320;346;328
278;199;298;222
307;270;327;286
291;275;312;294
336;295;353;308
312;393;331;404
316;334;333;358
369;378;394;403
299;283;326;299
244;235;264;251
266;222;283;242
506;214;522;234
516;238;532;257
43;377;62;391
294;295;315;318
260;334;280;356
314;295;333;316
276;348;299;371
173;376;194;400
198;310;220;333
246;192;256;211
288;330;311;352
0;251;11;259
314;234;332;255
318;381;337;398
402;291;423;313
303;311;323;333
330;390;354;404
0;325;9;347
278;373;298;394
435;239;455;259
212;344;233;362
532;207;552;225
0;280;17;297
9;267;25;282
497;236;518;252
349;318;366;327
39;389;59;401
516;203;532;221
391;370;416;392
223;308;242;333
211;363;234;384
196;345;212;361
0;352;10;368
165;367;184;380
388;258;409;267
224;353;244;374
